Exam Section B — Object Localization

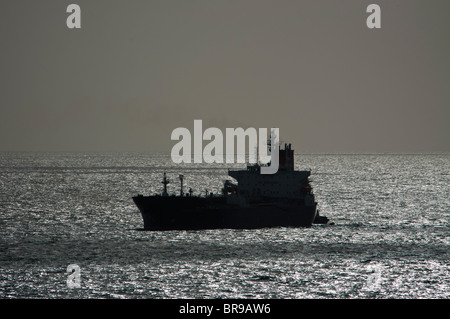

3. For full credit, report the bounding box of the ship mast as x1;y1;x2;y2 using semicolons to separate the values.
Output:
179;174;184;197
161;172;170;196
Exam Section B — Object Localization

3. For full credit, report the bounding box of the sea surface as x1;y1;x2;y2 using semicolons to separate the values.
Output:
0;153;449;299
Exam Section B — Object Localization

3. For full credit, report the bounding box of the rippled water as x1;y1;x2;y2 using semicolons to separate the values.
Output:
0;153;449;298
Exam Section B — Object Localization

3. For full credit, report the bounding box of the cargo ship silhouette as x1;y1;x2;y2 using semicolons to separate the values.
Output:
133;143;329;230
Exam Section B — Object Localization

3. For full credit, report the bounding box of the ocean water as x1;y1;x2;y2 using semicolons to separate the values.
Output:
0;153;449;299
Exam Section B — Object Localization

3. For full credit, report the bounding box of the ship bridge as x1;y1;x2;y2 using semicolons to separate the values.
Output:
227;144;312;199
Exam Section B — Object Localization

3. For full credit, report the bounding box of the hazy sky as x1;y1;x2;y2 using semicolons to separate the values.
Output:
1;0;449;153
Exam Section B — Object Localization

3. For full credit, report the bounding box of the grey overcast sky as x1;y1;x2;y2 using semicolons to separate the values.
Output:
0;0;449;153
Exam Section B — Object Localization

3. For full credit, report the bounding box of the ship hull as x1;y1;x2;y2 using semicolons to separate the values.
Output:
132;195;317;230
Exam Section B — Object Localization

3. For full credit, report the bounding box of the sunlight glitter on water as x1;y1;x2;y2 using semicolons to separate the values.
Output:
0;153;449;298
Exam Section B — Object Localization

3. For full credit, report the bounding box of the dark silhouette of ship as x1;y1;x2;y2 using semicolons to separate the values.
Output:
133;143;329;230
